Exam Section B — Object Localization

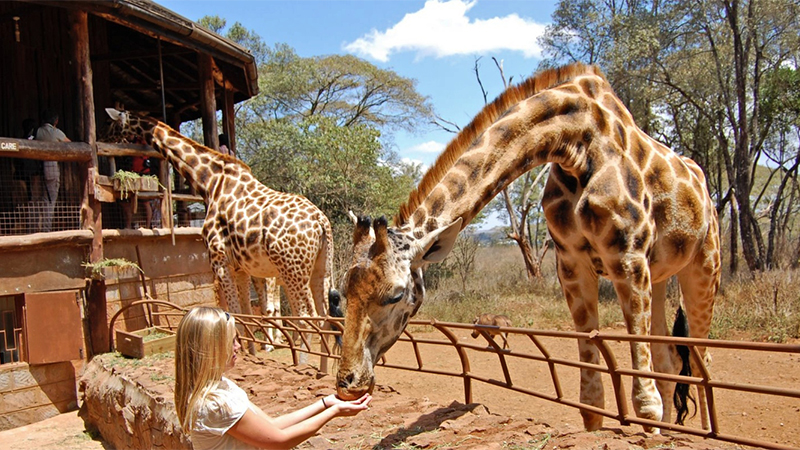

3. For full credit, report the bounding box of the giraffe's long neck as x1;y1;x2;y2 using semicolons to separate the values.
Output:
406;73;629;232
139;119;228;200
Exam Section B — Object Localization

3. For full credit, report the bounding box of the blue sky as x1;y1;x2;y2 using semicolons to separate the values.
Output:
157;0;557;166
157;0;558;228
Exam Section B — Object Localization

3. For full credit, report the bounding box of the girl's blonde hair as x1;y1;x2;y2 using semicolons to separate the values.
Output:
174;306;237;431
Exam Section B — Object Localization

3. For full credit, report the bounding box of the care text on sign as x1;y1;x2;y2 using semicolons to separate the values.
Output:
0;140;19;152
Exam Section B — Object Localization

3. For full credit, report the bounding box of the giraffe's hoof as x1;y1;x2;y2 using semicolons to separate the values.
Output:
582;412;603;431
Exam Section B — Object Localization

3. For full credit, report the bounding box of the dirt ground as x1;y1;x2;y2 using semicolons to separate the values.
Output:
2;327;798;450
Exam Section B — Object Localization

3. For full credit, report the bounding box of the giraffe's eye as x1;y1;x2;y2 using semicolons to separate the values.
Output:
381;292;404;306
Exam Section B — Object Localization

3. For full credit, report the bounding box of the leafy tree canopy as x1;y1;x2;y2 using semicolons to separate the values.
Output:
195;16;435;224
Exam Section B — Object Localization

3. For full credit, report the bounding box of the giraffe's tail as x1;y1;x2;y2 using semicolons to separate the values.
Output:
672;305;696;425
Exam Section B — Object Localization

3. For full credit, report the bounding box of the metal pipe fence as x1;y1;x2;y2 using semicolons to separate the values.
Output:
109;299;800;450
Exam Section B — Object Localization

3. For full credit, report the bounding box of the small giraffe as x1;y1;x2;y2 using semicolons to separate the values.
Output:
335;64;720;433
104;109;334;337
471;313;512;350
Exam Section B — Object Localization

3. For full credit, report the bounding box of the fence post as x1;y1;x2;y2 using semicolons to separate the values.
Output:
591;330;630;425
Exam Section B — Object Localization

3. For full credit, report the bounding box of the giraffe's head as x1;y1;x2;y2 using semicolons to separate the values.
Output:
335;215;461;400
103;108;153;144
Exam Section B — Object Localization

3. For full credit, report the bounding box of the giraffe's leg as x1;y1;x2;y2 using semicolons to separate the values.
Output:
282;277;315;366
676;240;719;431
308;246;333;373
650;280;680;425
268;278;283;345
233;270;257;355
557;255;603;431
310;252;329;318
233;270;254;316
210;255;240;314
252;277;275;351
611;254;663;432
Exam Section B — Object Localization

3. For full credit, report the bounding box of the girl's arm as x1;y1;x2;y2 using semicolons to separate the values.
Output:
226;394;371;450
267;393;352;429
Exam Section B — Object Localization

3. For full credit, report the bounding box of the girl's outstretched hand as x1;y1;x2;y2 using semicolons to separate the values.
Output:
328;393;372;417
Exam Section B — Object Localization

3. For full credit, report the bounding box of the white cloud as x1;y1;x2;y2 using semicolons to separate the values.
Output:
400;157;429;174
407;140;446;154
344;0;545;62
401;156;426;167
398;140;445;172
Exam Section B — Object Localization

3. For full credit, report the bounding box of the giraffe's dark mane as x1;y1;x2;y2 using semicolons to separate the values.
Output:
395;63;605;226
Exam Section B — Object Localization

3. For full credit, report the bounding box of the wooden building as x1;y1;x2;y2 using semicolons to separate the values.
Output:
0;0;257;429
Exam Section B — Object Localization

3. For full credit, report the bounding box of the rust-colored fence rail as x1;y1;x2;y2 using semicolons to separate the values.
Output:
109;300;800;450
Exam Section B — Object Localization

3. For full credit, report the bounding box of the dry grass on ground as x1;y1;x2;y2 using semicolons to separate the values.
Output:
420;244;800;343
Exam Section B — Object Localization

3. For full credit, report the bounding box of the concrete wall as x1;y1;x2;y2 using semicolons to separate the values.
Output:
0;361;83;430
102;230;216;333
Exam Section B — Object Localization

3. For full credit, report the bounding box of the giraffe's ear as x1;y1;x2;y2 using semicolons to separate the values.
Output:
352;215;373;247
105;108;127;125
415;217;463;264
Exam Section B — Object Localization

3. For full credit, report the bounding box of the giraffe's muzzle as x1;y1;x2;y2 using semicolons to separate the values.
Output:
335;371;375;401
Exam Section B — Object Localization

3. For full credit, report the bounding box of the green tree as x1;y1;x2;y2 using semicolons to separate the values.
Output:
759;66;800;268
253;43;433;135
540;0;800;272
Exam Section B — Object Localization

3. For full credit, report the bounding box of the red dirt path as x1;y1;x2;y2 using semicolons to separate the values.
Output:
2;328;798;449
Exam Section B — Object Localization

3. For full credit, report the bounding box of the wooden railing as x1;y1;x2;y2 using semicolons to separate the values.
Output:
109;300;800;450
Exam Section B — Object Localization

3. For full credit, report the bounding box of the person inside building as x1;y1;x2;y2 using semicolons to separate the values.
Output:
119;154;162;229
174;306;371;450
34;109;70;232
14;118;41;201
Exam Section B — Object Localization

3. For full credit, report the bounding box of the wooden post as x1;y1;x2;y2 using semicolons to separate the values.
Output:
222;86;236;156
69;10;107;356
198;53;218;149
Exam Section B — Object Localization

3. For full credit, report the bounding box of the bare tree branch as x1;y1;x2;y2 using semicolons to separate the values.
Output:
431;115;461;134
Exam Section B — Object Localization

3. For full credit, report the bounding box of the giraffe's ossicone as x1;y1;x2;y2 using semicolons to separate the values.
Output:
335;64;720;433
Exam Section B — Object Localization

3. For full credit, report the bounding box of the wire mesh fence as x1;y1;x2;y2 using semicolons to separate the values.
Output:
0;148;207;235
0;159;83;236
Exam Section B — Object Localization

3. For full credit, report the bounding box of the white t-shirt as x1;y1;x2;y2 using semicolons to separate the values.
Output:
191;377;259;450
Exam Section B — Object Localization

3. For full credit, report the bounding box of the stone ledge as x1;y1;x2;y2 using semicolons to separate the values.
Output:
78;355;189;450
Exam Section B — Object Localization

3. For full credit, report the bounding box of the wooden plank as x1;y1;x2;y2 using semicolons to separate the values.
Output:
96;142;162;159
0;230;94;252
138;192;203;203
0;138;91;161
94;183;118;203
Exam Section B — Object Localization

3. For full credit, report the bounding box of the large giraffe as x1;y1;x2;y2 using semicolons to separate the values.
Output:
104;108;333;334
335;64;721;432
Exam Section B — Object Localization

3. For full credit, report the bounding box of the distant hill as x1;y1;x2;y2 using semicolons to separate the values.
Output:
471;226;510;245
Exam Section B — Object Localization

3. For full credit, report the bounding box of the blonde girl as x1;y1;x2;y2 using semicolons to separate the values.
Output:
175;306;371;449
